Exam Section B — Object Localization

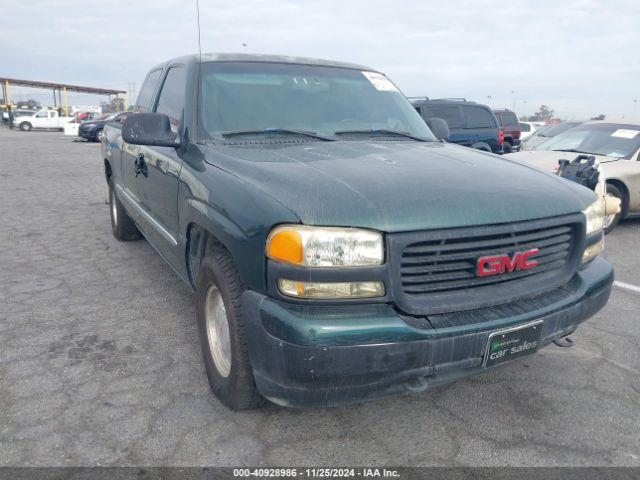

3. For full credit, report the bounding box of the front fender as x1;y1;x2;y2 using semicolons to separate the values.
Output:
178;160;300;292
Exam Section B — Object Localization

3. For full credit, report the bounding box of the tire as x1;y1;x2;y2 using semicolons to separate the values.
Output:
19;122;32;131
502;140;512;154
196;246;264;410
94;128;104;142
108;182;142;241
604;183;626;234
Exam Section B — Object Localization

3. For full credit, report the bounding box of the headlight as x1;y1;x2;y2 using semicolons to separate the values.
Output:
266;225;384;267
582;238;603;264
83;123;95;128
582;197;605;236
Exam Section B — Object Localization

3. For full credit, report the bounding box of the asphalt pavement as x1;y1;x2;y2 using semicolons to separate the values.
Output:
1;127;639;466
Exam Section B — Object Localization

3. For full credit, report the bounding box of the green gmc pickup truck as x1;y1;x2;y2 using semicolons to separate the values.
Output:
102;53;613;409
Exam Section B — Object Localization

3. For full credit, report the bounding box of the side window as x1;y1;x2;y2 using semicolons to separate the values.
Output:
35;111;47;118
422;106;462;129
155;66;187;128
463;106;496;129
136;69;162;112
520;123;531;132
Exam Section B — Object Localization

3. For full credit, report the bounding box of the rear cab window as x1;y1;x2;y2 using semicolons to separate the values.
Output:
136;68;163;112
500;112;519;128
462;106;496;129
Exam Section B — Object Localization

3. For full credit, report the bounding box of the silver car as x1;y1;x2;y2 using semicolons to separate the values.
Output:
507;121;640;232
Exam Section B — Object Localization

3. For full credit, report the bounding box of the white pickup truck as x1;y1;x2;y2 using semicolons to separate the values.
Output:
12;109;74;131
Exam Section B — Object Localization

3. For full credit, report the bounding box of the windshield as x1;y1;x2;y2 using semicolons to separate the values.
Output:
538;122;580;138
199;62;435;141
536;123;640;158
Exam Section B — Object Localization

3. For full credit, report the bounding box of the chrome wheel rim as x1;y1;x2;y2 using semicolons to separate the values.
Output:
111;189;118;226
604;213;616;229
97;130;104;141
205;284;232;377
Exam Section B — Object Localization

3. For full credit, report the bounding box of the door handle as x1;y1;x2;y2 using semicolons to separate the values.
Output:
134;153;148;178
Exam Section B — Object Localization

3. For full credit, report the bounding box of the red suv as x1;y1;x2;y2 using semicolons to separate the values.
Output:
493;109;521;153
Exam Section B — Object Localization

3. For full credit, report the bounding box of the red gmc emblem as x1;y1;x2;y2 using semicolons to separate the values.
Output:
476;248;540;277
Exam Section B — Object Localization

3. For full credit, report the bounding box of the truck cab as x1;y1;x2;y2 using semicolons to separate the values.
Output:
410;98;504;154
101;54;612;409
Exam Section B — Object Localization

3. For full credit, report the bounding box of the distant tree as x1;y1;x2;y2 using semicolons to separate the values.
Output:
527;105;555;122
26;98;41;109
590;114;606;120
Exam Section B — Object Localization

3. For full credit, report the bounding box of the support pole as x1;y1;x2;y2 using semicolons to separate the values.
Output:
63;87;68;116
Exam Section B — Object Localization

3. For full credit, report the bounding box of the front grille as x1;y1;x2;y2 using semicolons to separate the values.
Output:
388;215;583;315
401;224;573;294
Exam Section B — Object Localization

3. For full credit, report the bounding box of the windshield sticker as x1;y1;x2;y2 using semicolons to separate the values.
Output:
361;71;399;92
610;129;640;139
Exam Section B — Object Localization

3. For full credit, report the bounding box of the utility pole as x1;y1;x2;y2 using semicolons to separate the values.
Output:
128;82;136;105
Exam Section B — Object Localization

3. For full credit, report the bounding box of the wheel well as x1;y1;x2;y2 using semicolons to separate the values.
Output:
186;224;227;289
104;159;112;183
607;179;629;217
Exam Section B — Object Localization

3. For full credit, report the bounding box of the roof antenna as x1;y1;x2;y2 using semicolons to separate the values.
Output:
196;0;203;62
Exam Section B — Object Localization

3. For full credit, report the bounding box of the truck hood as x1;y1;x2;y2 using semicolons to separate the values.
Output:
205;141;596;232
507;149;619;173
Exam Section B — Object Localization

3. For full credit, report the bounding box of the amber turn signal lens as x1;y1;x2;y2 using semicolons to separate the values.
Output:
266;228;304;265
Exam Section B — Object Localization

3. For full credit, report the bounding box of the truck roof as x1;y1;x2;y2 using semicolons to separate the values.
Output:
150;53;378;73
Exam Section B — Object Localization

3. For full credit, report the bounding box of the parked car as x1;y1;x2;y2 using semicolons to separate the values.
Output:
493;109;521;153
79;111;131;142
520;122;583;151
102;53;611;409
12;109;74;131
507;121;640;232
519;121;546;140
410;98;504;153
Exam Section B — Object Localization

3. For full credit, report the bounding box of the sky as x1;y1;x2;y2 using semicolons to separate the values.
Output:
1;0;639;119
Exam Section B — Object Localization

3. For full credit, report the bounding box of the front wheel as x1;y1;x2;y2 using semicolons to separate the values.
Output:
196;246;264;410
19;122;32;131
95;128;104;142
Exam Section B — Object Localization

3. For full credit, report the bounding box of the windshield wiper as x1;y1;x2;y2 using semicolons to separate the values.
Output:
334;129;430;142
221;128;334;141
553;148;598;155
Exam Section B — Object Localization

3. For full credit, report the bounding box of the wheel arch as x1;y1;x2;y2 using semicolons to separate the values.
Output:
606;178;630;217
104;158;112;183
470;142;492;152
183;208;251;292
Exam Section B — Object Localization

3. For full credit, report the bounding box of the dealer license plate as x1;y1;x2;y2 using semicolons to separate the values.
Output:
484;320;544;368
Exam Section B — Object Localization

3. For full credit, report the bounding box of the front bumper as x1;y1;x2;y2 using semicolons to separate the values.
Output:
243;257;613;408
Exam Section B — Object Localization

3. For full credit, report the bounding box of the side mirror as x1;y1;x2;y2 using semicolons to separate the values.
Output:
426;117;450;141
122;113;178;147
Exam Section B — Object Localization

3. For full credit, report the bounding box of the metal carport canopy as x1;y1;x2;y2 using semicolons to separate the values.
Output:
0;77;125;95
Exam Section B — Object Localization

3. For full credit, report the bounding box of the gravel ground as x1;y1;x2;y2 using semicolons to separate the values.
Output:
1;127;639;467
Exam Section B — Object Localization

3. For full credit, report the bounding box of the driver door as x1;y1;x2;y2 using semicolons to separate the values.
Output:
135;65;186;267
